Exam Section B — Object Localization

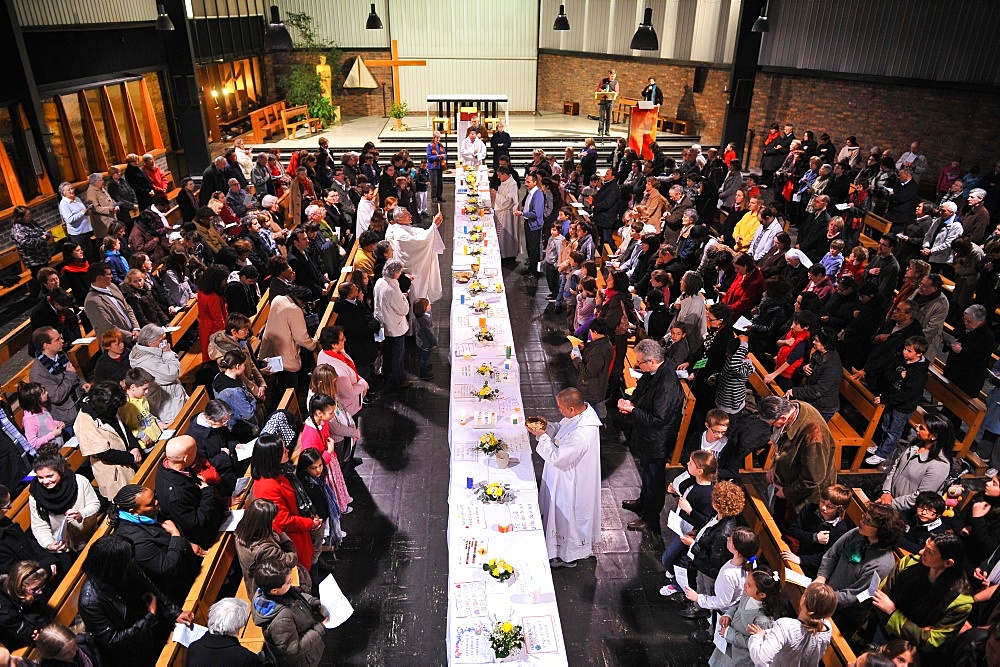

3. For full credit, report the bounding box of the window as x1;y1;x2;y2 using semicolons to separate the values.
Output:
0;103;52;211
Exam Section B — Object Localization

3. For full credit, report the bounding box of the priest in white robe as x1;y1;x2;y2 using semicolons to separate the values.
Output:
459;129;487;167
384;207;444;302
527;387;602;567
492;166;521;259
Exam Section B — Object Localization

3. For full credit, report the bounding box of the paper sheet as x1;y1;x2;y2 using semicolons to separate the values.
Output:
856;571;881;603
835;203;850;210
666;510;693;537
673;566;690;592
171;623;208;647
235;438;256;461
163;326;181;333
319;574;354;628
522;615;559;654
452;581;489;617
628;368;643;379
63;436;79;449
713;617;728;654
233;477;251;496
159;429;176;441
71;337;96;345
218;510;244;532
267;356;284;373
566;335;583;348
733;315;753;331
53;517;67;542
784;567;813;588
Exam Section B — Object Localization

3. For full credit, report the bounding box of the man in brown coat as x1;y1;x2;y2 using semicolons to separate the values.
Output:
639;177;668;232
85;173;119;239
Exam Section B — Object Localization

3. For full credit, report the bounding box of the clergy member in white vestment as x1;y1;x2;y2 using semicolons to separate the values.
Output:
492;166;521;259
527;388;602;567
384;207;444;302
460;130;487;167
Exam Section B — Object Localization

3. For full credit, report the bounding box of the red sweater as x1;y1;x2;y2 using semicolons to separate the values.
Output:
775;328;811;378
722;267;765;317
198;291;228;362
252;475;315;568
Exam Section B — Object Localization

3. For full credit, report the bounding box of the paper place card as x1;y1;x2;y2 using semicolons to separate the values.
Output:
233;476;251;497
219;510;244;532
713;617;728;654
784;567;813;589
454;504;489;530
235;438;256;461
159;429;176;441
319;574;354;628
523;615;559;654
163;326;181;333
71;337;96;345
835;202;850;210
628;368;643;379
452;622;491;663
733;315;753;331
453;444;479;462
454;344;478;358
63;436;79;449
856;571;881;603
453;384;479;400
171;623;208;647
457;537;488;566
267;356;284;373
509;502;542;531
452;581;489;617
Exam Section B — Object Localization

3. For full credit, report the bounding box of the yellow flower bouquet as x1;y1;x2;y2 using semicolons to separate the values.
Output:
475;481;515;504
474;327;494;343
476;363;497;379
467;280;486;295
468;245;483;256
483;557;515;583
471;381;500;401
477;432;505;455
488;620;524;659
472;300;490;313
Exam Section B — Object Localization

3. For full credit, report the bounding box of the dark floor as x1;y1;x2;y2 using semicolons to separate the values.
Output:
324;203;713;665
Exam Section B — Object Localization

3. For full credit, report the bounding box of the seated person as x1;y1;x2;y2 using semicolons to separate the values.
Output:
0;560;51;650
186;597;264;666
119;367;170;448
155;436;229;550
0;484;61;581
877;412;953;513
954;472;1000;566
185;401;239;490
815;502;906;638
250;558;327;666
782;483;852;578
212;350;260;442
898;491;947;554
763;311;815;391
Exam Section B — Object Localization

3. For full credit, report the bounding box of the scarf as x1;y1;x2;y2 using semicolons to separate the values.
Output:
61;260;90;275
328;350;359;381
282;463;314;516
31;472;79;521
0;409;33;456
261;411;298;449
912;290;939;307
303;472;340;522
118;510;156;525
36;351;70;376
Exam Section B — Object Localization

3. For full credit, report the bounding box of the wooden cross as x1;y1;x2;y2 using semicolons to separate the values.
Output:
367;39;427;106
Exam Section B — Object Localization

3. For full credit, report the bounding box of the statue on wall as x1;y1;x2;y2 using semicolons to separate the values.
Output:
316;55;332;101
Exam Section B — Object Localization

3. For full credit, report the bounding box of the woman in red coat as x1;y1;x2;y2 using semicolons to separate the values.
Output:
721;253;765;318
249;433;321;569
197;264;230;362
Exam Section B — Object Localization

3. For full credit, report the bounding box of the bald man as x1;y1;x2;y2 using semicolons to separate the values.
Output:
155;436;228;549
526;388;602;568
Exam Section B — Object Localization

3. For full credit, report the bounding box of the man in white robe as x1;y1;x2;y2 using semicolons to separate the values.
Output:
384;207;444;302
491;166;520;259
527;387;602;567
459;129;486;167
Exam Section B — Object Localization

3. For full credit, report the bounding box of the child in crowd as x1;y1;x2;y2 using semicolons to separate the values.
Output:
104;236;130;283
747;581;837;665
781;483;852;578
714;334;753;414
412;297;437;381
557;250;584;318
662;323;691;370
897;491;946;553
660;451;719;596
709;569;784;666
213;349;259;441
251;558;328;666
820;239;845;280
18;381;61;453
764;311;815;391
687;409;730;459
684;526;761;644
301;393;355;516
574;277;597;336
865;336;931;467
678;481;747;621
415;159;430;214
543;224;564;301
119;367;169;447
296;447;344;560
744;175;761;201
557;205;574;237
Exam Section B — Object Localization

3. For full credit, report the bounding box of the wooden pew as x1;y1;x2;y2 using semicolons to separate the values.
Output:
858;212;892;251
281;105;322;140
918;367;986;464
834;371;885;472
0;320;32;366
742;484;858;666
0;246;32;301
746;354;782;471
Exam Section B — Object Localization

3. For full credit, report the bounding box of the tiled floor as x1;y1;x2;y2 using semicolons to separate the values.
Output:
324;203;713;665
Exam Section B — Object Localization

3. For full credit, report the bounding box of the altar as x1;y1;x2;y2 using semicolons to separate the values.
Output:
427;94;509;128
445;168;567;665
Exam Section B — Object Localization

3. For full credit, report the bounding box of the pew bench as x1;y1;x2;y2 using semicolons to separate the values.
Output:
919;367;986;464
835;371;885;472
858;212;892;251
0;246;32;301
281;105;322;140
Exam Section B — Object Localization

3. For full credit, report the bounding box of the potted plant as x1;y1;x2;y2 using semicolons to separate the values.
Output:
488;620;525;660
388;100;409;131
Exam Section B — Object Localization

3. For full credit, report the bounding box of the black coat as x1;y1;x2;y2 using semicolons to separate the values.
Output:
692;326;736;406
186;418;238;490
125;165;154;211
113;520;199;604
200;165;229;206
690;515;740;580
225;279;259;318
786;505;852;578
944;324;996;397
0;586;49;650
0;403;30;496
287;245;325;302
187;633;263;667
155;464;227;550
798;210;833;263
748;295;794;357
627;362;684;459
29;300;82;357
333;298;381;367
591;180;621;230
78;566;180;667
791;349;843;417
0;517;60;577
884;178;919;228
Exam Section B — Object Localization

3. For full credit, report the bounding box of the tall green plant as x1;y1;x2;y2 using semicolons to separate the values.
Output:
279;12;343;127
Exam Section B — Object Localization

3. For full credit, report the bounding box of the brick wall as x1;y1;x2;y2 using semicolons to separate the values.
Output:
746;72;1000;191
536;52;729;145
268;50;392;120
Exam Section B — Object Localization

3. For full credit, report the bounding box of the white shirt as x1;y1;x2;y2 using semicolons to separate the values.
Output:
460;137;486;166
356;198;376;235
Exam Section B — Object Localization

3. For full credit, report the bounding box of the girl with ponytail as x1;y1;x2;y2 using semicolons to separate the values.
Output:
711;567;784;666
748;581;836;666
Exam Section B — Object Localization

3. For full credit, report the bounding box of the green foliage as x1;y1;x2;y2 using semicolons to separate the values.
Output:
278;12;342;127
284;11;343;86
388;101;409;119
284;65;322;107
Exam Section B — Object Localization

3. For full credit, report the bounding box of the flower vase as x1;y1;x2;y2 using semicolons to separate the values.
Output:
492;646;523;663
495;451;510;469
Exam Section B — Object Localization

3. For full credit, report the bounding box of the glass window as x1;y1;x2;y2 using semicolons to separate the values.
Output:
0;106;39;203
42;99;77;183
144;73;170;151
126;80;153;152
106;84;135;155
85;89;117;165
59;94;98;174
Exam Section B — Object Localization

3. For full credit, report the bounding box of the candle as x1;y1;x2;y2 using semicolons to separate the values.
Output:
459;409;467;424
463;226;468;234
463;244;468;254
510;413;519;425
503;359;511;371
466;477;474;489
505;345;512;359
478;316;487;328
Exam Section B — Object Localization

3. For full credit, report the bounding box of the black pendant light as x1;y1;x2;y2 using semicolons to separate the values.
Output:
155;3;175;31
630;7;658;51
752;0;770;32
264;5;293;50
366;3;383;30
553;4;570;31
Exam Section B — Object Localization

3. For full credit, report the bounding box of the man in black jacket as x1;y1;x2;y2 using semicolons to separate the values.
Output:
29;290;82;357
155;436;228;550
618;339;684;534
200;157;230;206
884;167;919;231
944;304;996;397
286;228;326;302
853;300;923;395
332;282;380;380
591;169;621;247
224;266;260;318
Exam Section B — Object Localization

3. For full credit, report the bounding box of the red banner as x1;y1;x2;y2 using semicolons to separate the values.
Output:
628;105;659;160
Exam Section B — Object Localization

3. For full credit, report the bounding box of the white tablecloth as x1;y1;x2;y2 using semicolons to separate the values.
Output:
445;169;568;665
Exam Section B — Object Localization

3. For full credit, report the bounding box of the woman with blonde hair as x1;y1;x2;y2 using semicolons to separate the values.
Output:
0;560;50;649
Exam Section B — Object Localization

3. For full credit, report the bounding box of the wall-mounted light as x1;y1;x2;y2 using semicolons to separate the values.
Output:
752;1;769;33
155;3;175;31
264;5;293;50
553;4;570;31
211;89;219;98
630;7;658;51
365;3;383;30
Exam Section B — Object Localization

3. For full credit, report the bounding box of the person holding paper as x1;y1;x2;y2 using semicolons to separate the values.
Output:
708;568;784;666
526;388;601;568
747;581;836;666
660;451;718;596
251;558;328;666
186;597;263;666
570;319;613;419
815;502;905;638
685;527;760;644
28;443;102;567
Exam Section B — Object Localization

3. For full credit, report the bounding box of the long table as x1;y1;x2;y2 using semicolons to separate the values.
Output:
426;94;509;128
445;168;567;665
